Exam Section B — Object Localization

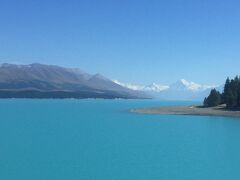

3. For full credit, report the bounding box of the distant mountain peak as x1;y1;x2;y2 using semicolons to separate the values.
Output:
113;79;221;100
113;80;169;92
143;83;169;92
170;79;202;91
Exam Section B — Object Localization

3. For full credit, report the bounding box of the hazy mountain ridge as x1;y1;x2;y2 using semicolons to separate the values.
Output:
114;79;223;100
113;80;169;92
0;63;147;99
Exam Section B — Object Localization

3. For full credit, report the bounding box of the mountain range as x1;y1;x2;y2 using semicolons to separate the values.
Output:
114;79;223;101
0;63;147;99
0;63;223;100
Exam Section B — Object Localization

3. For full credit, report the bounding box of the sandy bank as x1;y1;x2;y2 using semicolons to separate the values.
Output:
130;105;240;118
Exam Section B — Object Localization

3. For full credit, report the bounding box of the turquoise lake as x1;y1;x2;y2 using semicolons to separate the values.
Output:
1;99;240;180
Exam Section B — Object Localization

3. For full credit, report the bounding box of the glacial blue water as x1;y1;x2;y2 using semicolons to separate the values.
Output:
1;99;240;180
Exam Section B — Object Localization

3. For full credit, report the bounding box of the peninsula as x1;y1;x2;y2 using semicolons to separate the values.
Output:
131;76;240;118
131;105;240;118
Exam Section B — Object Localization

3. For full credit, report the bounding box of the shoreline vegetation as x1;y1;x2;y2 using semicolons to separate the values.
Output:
130;104;240;118
0;89;145;99
204;76;240;109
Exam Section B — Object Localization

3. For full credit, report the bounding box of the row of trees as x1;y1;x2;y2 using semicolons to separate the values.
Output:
203;76;240;108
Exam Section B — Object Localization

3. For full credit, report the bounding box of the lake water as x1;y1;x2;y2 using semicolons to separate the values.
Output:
1;99;240;180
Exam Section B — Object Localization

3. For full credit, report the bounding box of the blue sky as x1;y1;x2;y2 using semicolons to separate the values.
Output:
0;0;240;85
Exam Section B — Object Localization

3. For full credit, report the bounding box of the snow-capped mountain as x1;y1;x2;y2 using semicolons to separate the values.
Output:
143;83;169;92
113;80;169;92
169;79;215;91
114;79;222;100
113;80;145;91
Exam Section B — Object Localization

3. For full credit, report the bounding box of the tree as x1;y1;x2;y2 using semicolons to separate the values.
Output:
223;77;230;103
204;89;222;107
227;90;235;108
225;76;239;108
204;76;240;108
203;97;209;107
